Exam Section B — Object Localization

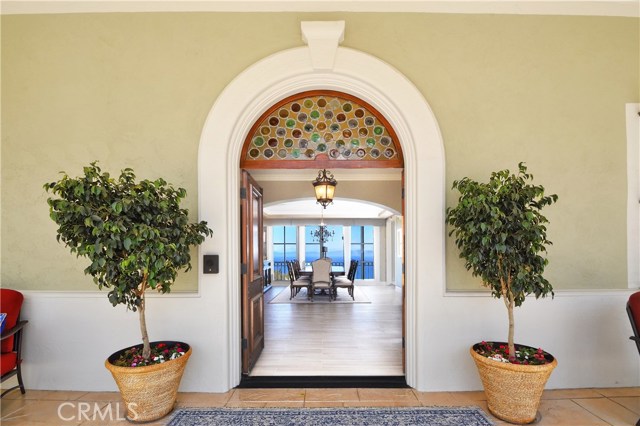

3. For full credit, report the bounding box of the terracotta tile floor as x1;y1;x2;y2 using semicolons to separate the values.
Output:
1;387;639;425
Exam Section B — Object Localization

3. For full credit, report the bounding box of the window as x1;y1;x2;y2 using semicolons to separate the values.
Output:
272;226;297;280
351;226;374;279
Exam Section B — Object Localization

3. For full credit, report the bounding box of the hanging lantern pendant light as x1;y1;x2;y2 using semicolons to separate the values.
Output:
312;169;337;209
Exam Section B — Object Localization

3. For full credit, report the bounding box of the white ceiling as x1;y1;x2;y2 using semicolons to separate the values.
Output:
2;0;638;16
264;198;397;219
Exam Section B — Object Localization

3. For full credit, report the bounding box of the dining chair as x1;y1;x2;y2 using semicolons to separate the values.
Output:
334;260;358;300
287;261;311;300
292;260;310;282
1;288;28;398
311;259;334;301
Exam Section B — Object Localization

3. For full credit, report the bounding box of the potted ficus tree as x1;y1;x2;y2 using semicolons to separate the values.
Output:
446;163;558;424
44;162;212;422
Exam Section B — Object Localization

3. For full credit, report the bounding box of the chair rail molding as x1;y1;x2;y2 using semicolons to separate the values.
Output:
198;22;445;391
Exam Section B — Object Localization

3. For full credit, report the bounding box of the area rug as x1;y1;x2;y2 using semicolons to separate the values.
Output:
167;407;494;426
269;286;371;304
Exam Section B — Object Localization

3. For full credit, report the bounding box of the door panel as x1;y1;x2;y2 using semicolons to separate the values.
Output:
241;170;264;374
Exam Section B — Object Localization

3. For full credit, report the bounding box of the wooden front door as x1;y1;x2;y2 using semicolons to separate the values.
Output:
241;170;265;374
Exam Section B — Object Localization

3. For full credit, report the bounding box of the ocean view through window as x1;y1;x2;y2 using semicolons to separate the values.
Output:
272;226;297;280
351;226;375;279
269;225;375;281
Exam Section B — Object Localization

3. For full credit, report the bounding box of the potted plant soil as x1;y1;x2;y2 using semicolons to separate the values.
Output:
446;163;558;424
44;163;212;422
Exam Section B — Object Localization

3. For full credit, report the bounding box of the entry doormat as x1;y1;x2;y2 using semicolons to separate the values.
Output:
167;407;494;426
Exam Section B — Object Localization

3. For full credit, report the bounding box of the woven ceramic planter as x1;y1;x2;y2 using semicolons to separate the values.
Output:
105;341;191;423
470;342;557;424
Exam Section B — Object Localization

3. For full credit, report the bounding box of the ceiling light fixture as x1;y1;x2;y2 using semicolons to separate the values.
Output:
312;169;337;209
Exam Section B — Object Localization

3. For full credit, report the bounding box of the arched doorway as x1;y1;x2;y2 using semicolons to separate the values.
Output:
239;90;405;378
198;23;445;389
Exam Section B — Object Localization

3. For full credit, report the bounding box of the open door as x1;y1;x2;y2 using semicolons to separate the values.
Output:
241;170;265;375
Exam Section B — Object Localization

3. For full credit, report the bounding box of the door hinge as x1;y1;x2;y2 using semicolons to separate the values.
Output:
402;263;405;274
402;337;405;349
241;263;247;274
401;188;405;199
240;187;247;199
242;338;248;350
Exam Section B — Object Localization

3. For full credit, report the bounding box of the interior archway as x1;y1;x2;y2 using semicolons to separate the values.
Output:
198;44;445;389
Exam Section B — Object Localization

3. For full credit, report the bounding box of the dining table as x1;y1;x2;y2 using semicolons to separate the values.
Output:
299;264;345;278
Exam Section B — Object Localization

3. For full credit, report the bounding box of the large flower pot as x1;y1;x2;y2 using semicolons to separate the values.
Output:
105;341;191;423
470;343;557;424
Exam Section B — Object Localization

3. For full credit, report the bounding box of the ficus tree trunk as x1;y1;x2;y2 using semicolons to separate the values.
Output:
138;276;151;360
499;267;516;359
506;295;515;360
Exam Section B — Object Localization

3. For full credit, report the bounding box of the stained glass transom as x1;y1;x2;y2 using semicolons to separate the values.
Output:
243;93;400;164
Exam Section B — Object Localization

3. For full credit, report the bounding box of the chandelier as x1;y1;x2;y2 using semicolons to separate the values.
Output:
312;169;337;209
310;224;335;243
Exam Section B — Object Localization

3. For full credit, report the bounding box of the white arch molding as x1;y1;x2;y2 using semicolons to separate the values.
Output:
198;46;445;390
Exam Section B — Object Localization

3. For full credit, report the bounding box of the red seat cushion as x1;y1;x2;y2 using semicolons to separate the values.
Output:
629;292;640;336
0;289;24;353
0;352;17;376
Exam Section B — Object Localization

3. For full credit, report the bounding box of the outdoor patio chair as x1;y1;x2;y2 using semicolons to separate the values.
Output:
1;288;28;398
626;291;640;426
628;291;640;355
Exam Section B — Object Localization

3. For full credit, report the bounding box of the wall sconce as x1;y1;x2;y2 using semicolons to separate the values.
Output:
312;169;337;209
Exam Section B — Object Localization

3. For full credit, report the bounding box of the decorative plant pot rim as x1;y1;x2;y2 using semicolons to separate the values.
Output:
105;341;191;374
470;342;558;372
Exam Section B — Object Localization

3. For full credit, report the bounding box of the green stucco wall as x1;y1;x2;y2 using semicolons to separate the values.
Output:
2;13;638;291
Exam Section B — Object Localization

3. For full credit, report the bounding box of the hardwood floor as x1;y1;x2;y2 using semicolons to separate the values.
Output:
251;284;404;376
